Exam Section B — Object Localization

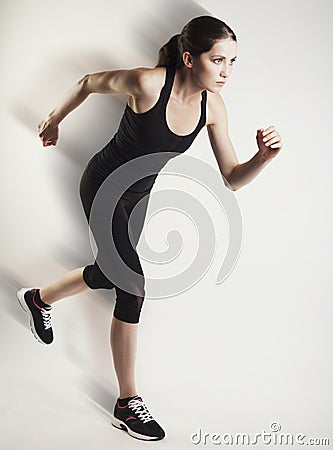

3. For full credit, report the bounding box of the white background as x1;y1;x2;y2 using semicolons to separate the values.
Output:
1;0;332;448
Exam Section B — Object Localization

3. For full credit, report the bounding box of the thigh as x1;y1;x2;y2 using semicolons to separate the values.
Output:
111;191;150;271
79;166;151;287
122;190;151;248
79;165;103;222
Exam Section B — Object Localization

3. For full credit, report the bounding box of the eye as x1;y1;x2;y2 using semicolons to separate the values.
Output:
213;58;236;65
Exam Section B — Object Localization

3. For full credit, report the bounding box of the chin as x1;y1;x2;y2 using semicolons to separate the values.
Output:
207;85;223;93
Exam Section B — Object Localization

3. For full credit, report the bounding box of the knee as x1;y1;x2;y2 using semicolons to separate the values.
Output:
83;264;115;290
113;288;145;324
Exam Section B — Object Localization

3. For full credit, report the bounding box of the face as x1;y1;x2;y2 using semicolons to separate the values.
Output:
188;38;238;92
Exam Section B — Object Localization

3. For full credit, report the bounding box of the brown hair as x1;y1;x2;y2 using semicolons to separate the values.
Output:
156;15;237;68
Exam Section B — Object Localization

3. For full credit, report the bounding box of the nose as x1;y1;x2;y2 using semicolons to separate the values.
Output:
220;62;231;78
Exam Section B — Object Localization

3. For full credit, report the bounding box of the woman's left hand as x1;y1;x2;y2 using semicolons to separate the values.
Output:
256;126;283;161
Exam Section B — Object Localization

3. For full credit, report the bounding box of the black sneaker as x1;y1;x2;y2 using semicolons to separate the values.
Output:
111;395;165;441
17;288;53;345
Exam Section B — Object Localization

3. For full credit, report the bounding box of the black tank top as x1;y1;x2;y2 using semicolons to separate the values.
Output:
86;65;207;193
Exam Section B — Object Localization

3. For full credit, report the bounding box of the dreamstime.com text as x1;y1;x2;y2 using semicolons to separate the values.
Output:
190;422;330;446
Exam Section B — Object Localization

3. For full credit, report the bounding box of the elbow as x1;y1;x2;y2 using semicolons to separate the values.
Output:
224;165;239;191
78;74;90;94
223;177;237;191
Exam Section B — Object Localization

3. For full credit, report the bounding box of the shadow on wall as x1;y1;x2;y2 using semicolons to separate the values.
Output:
7;0;209;255
4;0;210;416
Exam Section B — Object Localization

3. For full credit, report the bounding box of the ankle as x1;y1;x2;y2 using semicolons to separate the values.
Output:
38;289;52;307
119;391;138;399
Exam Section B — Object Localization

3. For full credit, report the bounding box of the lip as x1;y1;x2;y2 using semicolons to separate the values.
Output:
216;81;226;85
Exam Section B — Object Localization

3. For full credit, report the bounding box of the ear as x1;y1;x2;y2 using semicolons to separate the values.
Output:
182;51;194;68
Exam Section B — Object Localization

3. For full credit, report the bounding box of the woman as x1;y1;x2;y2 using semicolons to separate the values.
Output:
16;15;282;441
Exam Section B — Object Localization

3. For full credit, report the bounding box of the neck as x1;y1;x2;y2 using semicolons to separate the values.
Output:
172;65;203;105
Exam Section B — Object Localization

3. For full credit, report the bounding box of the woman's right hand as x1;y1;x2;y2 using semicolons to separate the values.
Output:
38;118;59;147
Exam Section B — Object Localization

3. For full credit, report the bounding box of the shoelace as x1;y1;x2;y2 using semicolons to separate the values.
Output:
41;308;52;330
128;398;154;423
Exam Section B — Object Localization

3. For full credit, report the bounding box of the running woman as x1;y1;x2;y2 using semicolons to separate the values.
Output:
17;15;283;441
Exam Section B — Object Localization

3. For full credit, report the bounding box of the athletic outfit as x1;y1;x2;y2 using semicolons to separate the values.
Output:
17;65;207;441
79;65;207;324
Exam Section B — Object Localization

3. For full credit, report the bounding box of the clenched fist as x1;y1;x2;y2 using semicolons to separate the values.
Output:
256;126;283;161
38;119;59;147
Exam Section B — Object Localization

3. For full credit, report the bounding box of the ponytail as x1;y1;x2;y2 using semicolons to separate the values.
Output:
155;34;183;68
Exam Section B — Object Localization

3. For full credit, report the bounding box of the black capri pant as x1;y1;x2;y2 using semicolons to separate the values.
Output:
79;164;151;324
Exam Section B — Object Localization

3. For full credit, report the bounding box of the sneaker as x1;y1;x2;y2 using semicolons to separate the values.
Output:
17;288;53;345
111;395;165;441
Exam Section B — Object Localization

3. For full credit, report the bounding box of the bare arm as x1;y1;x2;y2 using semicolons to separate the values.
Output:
46;75;89;127
206;93;239;189
38;68;143;146
227;152;271;191
207;94;280;191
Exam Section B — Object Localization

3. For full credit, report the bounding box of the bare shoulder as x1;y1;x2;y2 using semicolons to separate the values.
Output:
206;91;228;127
136;66;167;97
128;66;167;113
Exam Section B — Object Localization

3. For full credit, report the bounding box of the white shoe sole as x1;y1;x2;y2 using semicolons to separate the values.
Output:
111;415;163;441
17;287;51;346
